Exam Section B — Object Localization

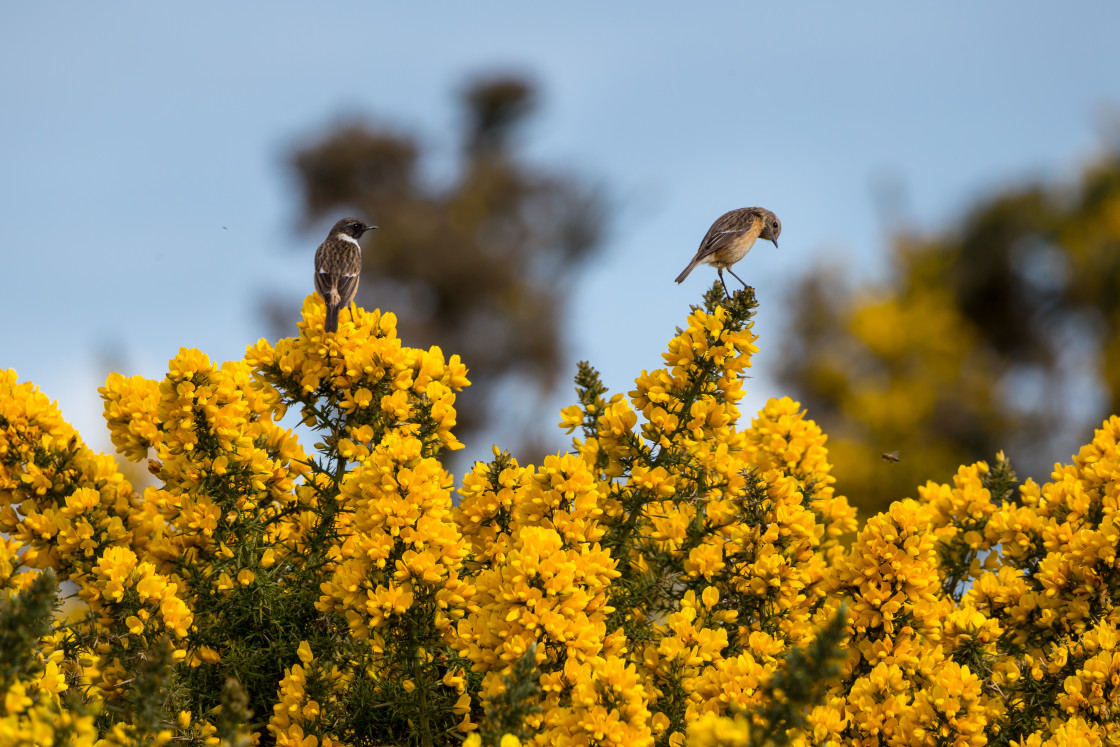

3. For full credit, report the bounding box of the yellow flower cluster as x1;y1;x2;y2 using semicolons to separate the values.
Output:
3;290;1120;746
99;346;312;589
455;451;644;745
100;373;160;462
631;305;755;454
816;492;996;745
799;417;1120;746
0;688;98;747
1;296;478;745
0;534;32;594
0;619;96;745
685;711;751;747
250;298;476;745
1012;716;1105;747
245;295;469;455
316;430;475;642
0;370;138;577
0;369;186;743
627;316;853;744
267;641;349;747
457;299;859;746
79;545;193;645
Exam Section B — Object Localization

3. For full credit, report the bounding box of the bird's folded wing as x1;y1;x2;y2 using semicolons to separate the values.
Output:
335;271;360;307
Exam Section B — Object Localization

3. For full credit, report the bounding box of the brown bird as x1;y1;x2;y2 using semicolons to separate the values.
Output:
314;217;378;333
675;207;781;294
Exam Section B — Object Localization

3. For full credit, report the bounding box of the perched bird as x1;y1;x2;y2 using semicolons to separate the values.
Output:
314;217;378;333
675;207;781;294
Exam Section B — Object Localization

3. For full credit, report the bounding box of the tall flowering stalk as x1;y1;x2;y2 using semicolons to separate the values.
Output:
0;287;1117;747
456;287;856;746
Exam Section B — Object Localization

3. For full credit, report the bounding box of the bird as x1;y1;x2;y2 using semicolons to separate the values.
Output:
674;207;781;294
314;217;378;333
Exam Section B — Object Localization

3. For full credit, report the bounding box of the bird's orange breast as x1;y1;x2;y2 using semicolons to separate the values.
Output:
711;216;763;267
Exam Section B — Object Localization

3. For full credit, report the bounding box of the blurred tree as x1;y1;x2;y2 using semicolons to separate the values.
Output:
779;148;1120;518
278;73;607;459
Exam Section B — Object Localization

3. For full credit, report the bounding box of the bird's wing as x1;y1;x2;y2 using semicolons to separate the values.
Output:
694;208;761;260
335;270;360;309
314;244;336;298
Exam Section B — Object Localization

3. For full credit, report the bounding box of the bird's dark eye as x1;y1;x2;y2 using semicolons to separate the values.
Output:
771;221;778;228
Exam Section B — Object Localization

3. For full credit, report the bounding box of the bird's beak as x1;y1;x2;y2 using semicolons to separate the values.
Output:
772;238;779;249
365;225;379;233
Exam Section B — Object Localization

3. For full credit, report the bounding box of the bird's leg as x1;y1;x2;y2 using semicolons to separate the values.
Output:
726;267;749;289
717;268;729;297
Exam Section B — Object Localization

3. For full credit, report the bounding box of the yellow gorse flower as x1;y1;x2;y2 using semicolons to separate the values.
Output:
1;290;1118;745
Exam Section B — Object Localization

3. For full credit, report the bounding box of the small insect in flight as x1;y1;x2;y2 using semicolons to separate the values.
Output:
881;451;900;464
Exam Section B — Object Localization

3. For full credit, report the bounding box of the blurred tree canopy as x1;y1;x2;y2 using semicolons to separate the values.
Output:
779;148;1120;518
281;73;607;457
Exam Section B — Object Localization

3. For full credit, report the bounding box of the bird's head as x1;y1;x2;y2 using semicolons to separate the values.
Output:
760;211;781;248
331;217;378;239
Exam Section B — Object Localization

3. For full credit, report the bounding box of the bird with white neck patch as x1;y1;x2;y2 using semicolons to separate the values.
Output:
313;217;377;333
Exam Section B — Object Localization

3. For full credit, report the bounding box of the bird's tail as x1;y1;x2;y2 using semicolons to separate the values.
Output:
675;258;700;284
325;305;339;333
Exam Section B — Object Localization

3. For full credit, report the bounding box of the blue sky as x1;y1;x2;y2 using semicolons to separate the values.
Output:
2;3;1117;469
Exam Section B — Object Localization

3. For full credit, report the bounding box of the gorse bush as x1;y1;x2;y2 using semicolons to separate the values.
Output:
1;289;1118;746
